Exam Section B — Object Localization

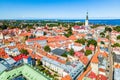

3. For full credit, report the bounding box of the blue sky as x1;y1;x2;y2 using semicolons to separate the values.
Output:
0;0;120;19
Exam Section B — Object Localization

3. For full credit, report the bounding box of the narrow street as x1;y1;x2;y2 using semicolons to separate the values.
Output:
108;32;113;80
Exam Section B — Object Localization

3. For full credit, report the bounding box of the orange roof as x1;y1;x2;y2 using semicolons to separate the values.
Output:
77;66;91;80
35;54;42;59
47;37;56;42
57;58;66;64
61;75;72;80
47;54;58;60
100;52;108;58
114;64;120;68
79;56;89;65
27;37;47;42
48;43;56;48
99;68;106;72
91;52;99;63
55;36;68;41
77;34;86;37
69;35;76;40
19;32;31;37
98;38;109;42
41;51;47;56
0;48;9;58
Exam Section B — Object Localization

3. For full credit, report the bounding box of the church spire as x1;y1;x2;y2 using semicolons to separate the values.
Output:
85;12;89;27
86;12;88;20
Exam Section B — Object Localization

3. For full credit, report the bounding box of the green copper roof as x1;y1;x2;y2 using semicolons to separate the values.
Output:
0;64;50;80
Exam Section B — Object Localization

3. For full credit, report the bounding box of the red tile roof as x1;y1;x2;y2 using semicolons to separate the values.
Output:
97;74;107;80
13;54;28;61
74;52;84;57
88;71;97;79
73;26;81;29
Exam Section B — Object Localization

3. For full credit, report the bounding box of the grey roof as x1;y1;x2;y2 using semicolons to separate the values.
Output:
114;68;120;80
42;57;84;79
114;54;120;63
42;57;72;73
0;63;7;73
12;48;19;52
51;48;66;56
5;58;16;65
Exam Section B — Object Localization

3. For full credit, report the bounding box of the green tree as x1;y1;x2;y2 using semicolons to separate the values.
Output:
64;27;73;38
75;38;86;45
37;59;42;66
87;39;97;47
61;53;67;57
85;50;92;56
87;39;97;53
105;27;112;32
44;45;51;52
113;26;120;32
106;35;109;39
44;32;47;35
117;35;120;40
25;36;28;40
76;22;83;26
90;24;100;28
69;48;74;56
101;41;105;44
20;49;29;55
100;32;105;37
112;43;120;47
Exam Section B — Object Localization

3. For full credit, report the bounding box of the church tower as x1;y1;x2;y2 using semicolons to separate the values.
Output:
85;12;89;27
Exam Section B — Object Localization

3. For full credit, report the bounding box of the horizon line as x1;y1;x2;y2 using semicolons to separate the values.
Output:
0;18;120;20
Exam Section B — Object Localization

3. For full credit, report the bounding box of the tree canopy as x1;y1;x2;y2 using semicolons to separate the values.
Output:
105;27;112;32
112;43;120;47
113;26;120;32
101;41;105;44
20;49;29;55
117;35;120;40
64;27;73;38
85;50;92;56
37;59;42;66
100;32;105;38
69;48;74;56
61;52;67;57
75;38;86;45
44;45;51;52
87;39;97;47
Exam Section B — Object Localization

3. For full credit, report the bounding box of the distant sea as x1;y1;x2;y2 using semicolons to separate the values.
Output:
1;19;120;26
58;19;120;26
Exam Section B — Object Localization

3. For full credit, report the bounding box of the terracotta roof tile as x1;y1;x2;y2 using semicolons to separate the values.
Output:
61;75;72;80
79;55;89;65
88;71;97;79
97;74;107;80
